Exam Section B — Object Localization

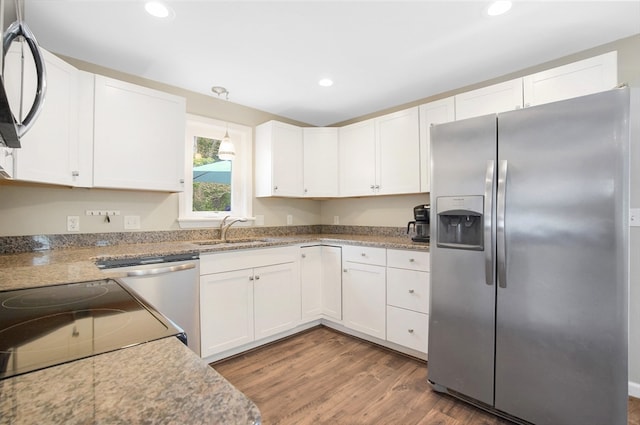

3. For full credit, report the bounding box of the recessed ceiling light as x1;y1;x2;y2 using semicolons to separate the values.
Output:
486;1;512;16
318;78;334;87
145;1;171;18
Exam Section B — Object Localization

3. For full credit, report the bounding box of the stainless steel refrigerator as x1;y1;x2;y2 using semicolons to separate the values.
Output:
428;87;631;425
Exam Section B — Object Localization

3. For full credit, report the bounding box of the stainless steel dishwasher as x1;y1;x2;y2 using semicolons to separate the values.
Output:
97;252;201;356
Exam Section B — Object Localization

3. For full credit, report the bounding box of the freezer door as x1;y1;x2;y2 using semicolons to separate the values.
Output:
428;114;497;406
494;88;629;424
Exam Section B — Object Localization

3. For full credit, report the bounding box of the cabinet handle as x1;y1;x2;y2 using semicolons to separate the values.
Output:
375;185;380;189
408;289;415;294
408;329;414;334
255;275;260;280
71;171;79;177
370;185;375;190
361;253;366;257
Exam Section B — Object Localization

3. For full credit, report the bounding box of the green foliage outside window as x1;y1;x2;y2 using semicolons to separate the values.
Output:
193;137;231;212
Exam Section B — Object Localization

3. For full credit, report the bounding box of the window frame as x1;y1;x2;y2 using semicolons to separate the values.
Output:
178;114;253;228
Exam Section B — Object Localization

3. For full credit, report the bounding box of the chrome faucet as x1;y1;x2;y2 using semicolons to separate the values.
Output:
219;215;247;242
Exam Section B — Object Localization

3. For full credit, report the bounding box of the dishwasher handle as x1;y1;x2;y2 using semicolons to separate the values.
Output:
125;262;196;277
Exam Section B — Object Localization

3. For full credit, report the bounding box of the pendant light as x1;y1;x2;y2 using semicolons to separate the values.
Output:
211;86;235;161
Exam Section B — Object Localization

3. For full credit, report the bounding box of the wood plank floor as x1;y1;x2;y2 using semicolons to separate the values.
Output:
213;326;640;425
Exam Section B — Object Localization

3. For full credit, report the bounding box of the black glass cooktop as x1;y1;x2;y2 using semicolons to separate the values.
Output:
0;279;184;380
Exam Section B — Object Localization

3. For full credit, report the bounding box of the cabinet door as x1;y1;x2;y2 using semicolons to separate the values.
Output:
376;107;420;195
200;269;254;357
254;262;300;340
5;46;80;186
419;97;455;192
387;268;430;314
338;119;376;196
523;51;617;107
455;78;523;120
386;306;428;354
322;246;343;320
255;120;303;197
93;75;186;191
300;246;323;319
342;261;386;339
303;127;338;197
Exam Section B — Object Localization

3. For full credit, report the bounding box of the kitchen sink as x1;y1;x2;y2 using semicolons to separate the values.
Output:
191;238;271;246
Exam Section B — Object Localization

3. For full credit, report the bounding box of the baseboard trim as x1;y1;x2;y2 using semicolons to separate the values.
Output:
630;381;640;398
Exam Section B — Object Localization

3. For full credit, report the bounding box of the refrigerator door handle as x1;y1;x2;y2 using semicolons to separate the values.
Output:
484;160;495;286
497;160;508;288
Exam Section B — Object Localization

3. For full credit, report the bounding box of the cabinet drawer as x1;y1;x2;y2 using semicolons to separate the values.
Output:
387;249;429;271
386;306;428;354
342;245;386;266
387;268;429;313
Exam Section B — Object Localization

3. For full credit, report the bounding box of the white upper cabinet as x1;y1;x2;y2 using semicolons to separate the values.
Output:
339;107;420;197
455;78;524;120
255;120;304;197
92;75;186;192
303;127;338;197
338;119;376;197
376;107;420;195
4;45;84;186
523;51;617;107
418;97;455;192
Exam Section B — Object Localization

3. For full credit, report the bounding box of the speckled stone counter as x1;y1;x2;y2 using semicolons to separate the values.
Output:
0;337;261;425
0;233;428;292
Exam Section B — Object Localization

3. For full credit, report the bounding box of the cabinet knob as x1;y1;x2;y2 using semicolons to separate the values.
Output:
301;253;306;258
361;253;366;257
408;329;414;334
343;269;348;273
304;188;308;193
409;258;415;262
255;275;260;280
370;185;375;190
375;185;380;189
274;186;278;191
249;276;254;281
71;171;79;177
408;289;415;294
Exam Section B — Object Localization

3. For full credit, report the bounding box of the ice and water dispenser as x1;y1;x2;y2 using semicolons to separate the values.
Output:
436;196;484;250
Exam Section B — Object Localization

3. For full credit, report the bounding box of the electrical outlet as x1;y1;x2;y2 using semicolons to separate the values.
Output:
67;216;80;232
631;208;640;227
124;215;141;230
333;215;340;225
286;214;293;225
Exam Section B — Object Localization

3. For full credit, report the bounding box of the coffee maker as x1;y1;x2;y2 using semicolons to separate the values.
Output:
407;204;430;242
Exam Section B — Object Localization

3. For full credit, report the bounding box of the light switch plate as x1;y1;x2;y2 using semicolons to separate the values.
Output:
631;208;640;227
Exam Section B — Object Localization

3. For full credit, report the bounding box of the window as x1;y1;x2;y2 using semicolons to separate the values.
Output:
178;114;252;228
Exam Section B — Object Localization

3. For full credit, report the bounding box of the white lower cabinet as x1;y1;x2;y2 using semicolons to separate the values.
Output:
200;269;254;356
386;306;428;353
300;245;343;321
342;246;387;340
386;249;430;356
199;247;299;358
253;263;300;340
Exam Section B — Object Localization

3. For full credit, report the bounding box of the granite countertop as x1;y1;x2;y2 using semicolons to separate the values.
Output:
0;337;260;425
0;233;429;292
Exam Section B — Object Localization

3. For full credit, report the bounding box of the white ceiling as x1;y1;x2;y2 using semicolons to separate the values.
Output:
20;0;640;126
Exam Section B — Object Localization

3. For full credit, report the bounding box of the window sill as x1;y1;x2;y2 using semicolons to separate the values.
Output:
177;216;255;229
